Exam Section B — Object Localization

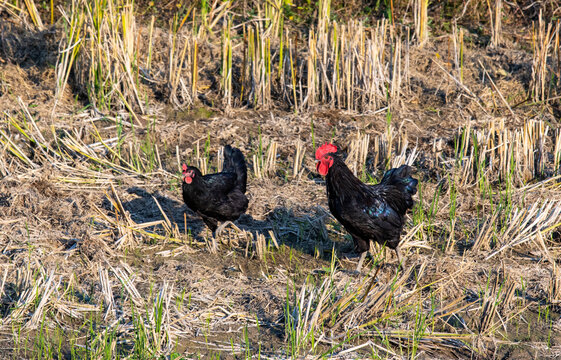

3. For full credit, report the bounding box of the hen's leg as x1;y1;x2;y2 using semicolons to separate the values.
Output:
198;212;218;234
215;220;235;238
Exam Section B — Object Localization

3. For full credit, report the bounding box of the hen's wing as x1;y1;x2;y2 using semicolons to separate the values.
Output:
188;170;248;218
201;172;237;195
203;188;247;214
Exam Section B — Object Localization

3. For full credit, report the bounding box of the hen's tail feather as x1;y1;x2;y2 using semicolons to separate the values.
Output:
223;145;247;193
380;165;418;210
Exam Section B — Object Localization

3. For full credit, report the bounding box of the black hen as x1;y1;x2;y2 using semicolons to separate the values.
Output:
182;145;248;233
315;143;418;267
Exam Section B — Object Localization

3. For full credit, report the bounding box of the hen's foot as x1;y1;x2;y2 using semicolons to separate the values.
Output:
215;221;236;238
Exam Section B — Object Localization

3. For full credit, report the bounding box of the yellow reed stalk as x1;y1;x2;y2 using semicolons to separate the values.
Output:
23;0;44;29
414;0;428;46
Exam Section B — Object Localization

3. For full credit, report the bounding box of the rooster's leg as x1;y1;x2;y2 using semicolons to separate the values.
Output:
356;252;367;273
394;247;404;269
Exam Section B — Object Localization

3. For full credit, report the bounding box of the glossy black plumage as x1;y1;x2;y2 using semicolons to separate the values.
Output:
323;152;418;257
182;145;248;232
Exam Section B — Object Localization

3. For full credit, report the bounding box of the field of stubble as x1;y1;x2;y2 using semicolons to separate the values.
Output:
1;0;561;359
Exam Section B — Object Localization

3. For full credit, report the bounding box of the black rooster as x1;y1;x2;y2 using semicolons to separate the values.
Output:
182;145;248;234
315;143;418;270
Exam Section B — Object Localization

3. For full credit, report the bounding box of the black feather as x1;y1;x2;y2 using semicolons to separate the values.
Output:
222;144;248;193
182;145;248;232
323;153;418;254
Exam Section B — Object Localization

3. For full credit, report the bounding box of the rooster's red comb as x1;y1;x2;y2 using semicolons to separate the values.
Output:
315;143;338;160
182;164;187;172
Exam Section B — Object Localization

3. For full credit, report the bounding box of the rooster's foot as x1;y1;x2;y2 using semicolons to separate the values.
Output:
355;252;368;273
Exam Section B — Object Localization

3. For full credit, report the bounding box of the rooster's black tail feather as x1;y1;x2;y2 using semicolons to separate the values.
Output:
380;165;418;210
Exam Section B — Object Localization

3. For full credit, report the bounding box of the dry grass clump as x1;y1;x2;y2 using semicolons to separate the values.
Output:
49;0;414;116
530;12;560;104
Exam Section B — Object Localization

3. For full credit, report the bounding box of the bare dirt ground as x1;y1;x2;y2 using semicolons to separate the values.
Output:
1;1;561;359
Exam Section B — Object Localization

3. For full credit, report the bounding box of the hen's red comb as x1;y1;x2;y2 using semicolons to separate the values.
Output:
315;143;338;160
182;164;187;172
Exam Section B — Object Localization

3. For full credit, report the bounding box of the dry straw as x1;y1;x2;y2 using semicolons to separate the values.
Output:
531;11;560;103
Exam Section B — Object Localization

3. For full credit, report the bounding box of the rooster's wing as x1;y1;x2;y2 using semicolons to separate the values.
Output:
336;188;404;249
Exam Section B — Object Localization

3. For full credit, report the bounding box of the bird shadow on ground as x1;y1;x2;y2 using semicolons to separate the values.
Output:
114;186;207;240
110;186;352;262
